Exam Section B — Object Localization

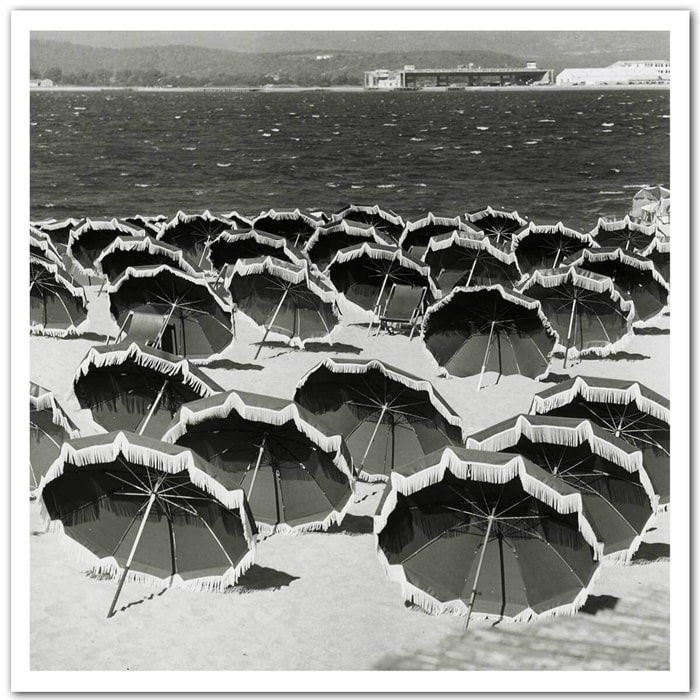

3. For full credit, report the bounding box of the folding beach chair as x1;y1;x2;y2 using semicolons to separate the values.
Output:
108;309;169;348
376;283;427;339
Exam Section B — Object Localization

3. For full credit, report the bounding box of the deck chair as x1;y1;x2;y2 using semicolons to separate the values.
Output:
108;309;169;347
436;269;470;295
376;283;427;339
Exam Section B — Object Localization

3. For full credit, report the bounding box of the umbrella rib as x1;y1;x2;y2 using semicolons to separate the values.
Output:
446;484;490;518
29;423;63;449
400;520;476;566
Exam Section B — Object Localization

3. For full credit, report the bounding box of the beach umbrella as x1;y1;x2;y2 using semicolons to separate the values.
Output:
33;217;84;249
37;431;257;617
220;210;254;229
511;221;597;275
157;210;236;271
94;235;199;283
162;390;355;533
251;208;321;247
466;414;657;562
66;218;146;276
563;247;669;323
123;214;169;235
639;235;670;285
422;231;523;294
293;357;464;481
108;265;234;362
326;242;439;319
30;255;88;337
630;186;670;222
530;376;670;507
375;447;602;624
304;218;396;270
421;285;557;385
333;203;405;243
518;266;635;368
30;382;80;490
590;215;657;253
225;256;339;357
399;213;480;255
74;342;224;439
208;229;308;275
30;226;64;267
464;206;528;249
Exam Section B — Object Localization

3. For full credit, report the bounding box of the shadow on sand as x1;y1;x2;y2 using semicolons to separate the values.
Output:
323;514;375;536
632;542;670;564
204;359;265;371
225;565;299;593
580;594;620;615
633;326;670;336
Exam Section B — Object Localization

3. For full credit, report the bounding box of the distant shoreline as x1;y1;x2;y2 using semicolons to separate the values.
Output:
29;84;670;94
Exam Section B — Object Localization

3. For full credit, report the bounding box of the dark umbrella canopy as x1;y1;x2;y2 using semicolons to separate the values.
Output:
333;204;405;243
30;226;64;267
208;229;308;273
30;382;79;490
423;231;524;294
563;247;669;323
251;208;321;247
531;376;670;507
94;235;199;282
327;242;439;315
30;256;88;337
108;265;234;361
304;219;395;270
220;210;254;229
38;431;257;592
163;390;355;533
66;218;145;275
399;213;480;254
74;342;224;439
293;357;464;481
421;286;557;382
518;267;634;363
465;206;528;249
511;222;597;275
590;215;658;253
123;214;169;235
467;414;657;562
639;236;670;286
226;256;339;347
33;217;84;248
375;448;602;621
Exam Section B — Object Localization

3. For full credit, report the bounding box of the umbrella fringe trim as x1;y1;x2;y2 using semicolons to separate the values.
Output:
565;247;670;290
94;236;199;278
335;204;404;227
305;222;387;252
158;209;231;234
511;222;596;251
465;206;526;227
68;218;145;245
255;495;353;535
591;215;657;236
253;208;320;227
601;509;659;566
30;323;85;338
422;229;520;267
30;394;80;437
31;257;88;301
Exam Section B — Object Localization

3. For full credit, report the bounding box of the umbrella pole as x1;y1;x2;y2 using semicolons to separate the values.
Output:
254;287;290;360
563;297;578;370
197;236;212;268
137;379;169;436
154;304;177;350
464;508;496;632
476;321;496;392
107;490;158;618
552;246;562;269
247;437;266;500
359;404;389;473
368;272;390;337
464;257;478;288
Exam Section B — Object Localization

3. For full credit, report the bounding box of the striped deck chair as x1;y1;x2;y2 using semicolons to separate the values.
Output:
377;283;427;339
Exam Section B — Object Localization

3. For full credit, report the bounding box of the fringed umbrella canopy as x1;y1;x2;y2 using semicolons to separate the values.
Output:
421;286;557;383
333;204;405;243
399;213;481;254
511;221;597;275
30;255;88;337
30;382;79;490
123;214;169;235
30;226;64;267
220;210;254;229
108;265;234;362
639;236;670;285
251;208;321;247
293;357;464;482
37;431;257;612
66;218;146;276
518;266;635;365
464;206;528;249
208;229;308;274
33;217;84;247
530;376;670;507
74;342;224;439
466;414;657;563
375;447;602;622
563;247;669;323
304;219;396;270
326;242;439;316
162;390;355;534
590;215;658;253
225;256;339;351
94;235;199;282
423;231;524;295
157;210;236;271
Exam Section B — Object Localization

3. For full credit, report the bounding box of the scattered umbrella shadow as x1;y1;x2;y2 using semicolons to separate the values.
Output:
303;341;363;354
324;514;375;536
204;359;265;371
30;530;44;536
634;326;670;336
118;587;170;614
580;594;620;615
631;542;670;564
538;372;572;383
36;331;109;343
584;351;651;362
226;565;299;593
353;487;387;504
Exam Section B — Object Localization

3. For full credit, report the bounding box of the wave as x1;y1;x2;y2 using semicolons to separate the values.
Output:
217;163;232;167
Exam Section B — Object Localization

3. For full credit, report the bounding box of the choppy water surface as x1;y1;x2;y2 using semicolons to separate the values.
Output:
30;89;669;230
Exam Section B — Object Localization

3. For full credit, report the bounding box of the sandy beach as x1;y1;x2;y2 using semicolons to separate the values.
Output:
29;285;671;671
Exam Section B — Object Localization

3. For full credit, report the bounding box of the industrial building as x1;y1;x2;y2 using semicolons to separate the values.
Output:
556;60;670;86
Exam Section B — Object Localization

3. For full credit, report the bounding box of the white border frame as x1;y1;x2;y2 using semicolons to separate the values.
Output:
9;5;690;693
